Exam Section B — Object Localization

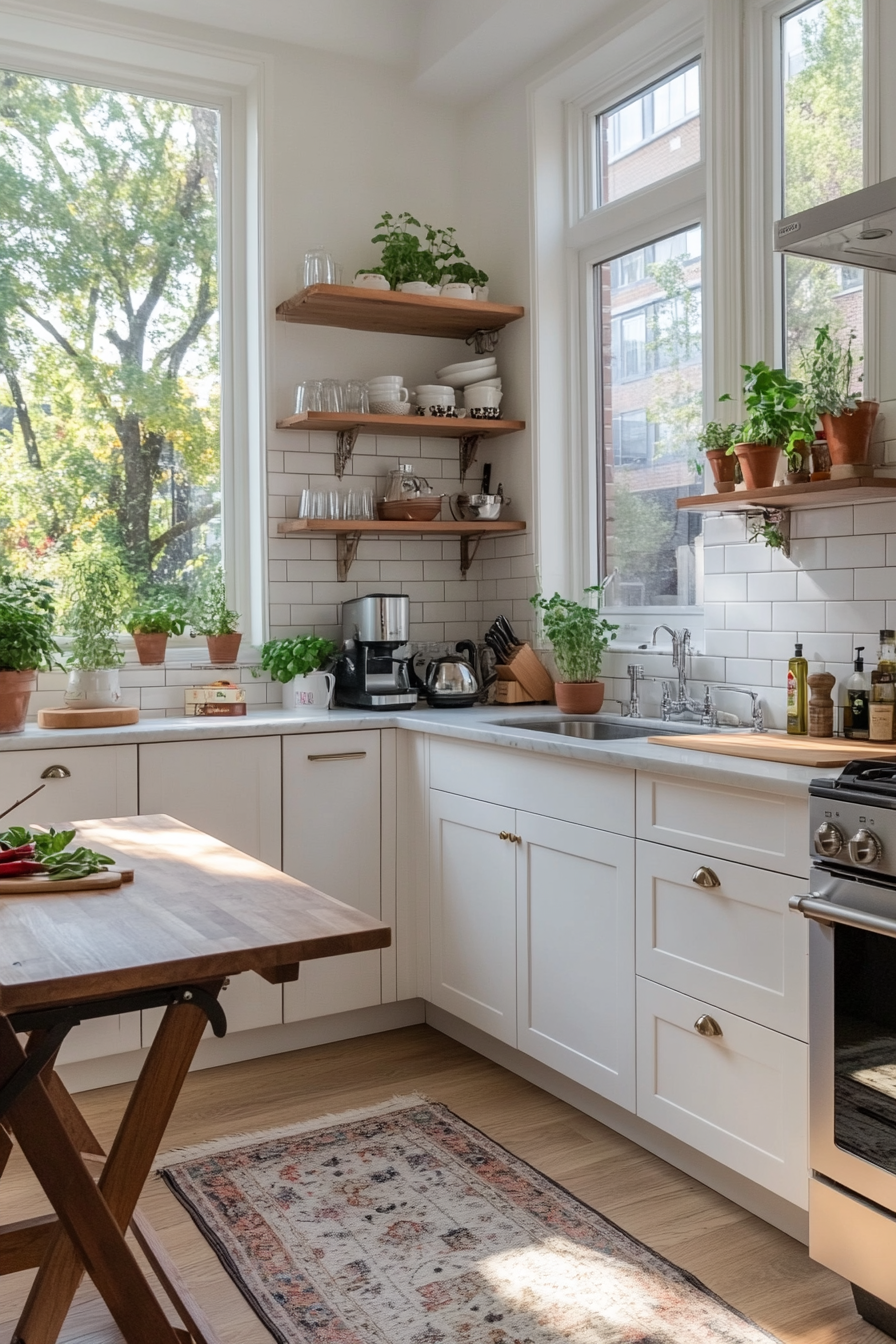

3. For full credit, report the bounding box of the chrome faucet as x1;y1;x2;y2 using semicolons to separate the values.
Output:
711;686;766;733
626;664;644;719
653;625;702;722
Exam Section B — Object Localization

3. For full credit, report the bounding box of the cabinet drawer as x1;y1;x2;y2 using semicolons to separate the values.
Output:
0;745;137;828
636;978;808;1207
636;841;807;1039
636;773;808;876
430;738;634;835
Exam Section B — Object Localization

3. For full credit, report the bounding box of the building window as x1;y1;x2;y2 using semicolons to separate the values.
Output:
781;0;864;376
598;226;703;609
0;70;221;602
598;61;701;205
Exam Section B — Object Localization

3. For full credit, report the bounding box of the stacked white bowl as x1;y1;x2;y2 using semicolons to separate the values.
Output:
366;375;412;415
434;357;502;419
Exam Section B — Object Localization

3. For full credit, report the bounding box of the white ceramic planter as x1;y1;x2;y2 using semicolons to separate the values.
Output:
282;671;335;714
64;667;123;709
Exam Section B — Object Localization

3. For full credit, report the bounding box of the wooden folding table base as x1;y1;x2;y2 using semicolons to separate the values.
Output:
0;982;228;1344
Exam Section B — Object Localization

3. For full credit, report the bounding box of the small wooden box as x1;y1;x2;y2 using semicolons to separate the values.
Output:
494;643;554;703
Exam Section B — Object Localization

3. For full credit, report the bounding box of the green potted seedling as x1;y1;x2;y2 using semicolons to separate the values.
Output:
698;413;743;493
0;571;61;733
125;596;187;665
803;324;878;466
530;582;618;714
190;566;241;666
256;635;337;712
729;362;812;489
63;553;129;709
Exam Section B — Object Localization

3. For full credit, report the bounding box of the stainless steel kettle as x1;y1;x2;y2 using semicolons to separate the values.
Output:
424;640;481;708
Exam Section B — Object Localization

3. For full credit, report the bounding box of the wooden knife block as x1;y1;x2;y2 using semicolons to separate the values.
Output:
494;643;555;704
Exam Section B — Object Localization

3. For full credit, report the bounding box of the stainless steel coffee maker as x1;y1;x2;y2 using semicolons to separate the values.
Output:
335;594;416;710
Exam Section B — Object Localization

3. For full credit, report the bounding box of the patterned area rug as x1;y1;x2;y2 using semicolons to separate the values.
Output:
158;1095;780;1344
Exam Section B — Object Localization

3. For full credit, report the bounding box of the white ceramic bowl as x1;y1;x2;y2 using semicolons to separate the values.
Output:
463;377;502;391
369;400;412;416
436;357;497;379
437;366;498;390
367;377;404;387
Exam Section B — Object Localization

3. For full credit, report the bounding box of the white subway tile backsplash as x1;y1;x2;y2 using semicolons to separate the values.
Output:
704;629;749;658
857;568;895;600
854;501;896;534
724;602;771;630
703;546;726;574
784;538;827;569
748;631;798;661
724;543;771;573
826;601;887;632
702;513;746;545
704;573;747;603
827;534;885;569
747;571;797;602
797;569;854;601
797;632;855;663
725;659;773;687
773;601;825;631
794;506;853;537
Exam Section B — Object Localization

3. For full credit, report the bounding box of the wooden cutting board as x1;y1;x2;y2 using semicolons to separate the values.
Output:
38;705;139;728
0;869;133;895
647;732;896;766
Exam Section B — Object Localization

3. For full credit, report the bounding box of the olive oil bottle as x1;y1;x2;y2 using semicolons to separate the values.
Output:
786;642;808;735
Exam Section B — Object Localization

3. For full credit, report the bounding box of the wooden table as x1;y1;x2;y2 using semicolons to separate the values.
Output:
0;815;390;1344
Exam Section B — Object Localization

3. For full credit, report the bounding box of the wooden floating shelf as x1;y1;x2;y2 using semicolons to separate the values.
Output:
678;477;896;511
275;284;524;339
276;518;526;581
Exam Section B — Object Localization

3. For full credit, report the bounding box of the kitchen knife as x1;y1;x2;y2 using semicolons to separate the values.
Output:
497;615;519;647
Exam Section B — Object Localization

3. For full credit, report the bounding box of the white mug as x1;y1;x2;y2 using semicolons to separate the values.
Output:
353;273;390;290
464;385;503;410
440;282;475;300
368;385;409;403
282;670;335;713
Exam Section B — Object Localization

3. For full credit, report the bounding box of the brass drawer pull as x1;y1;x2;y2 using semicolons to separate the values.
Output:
692;865;720;888
694;1014;723;1038
307;751;367;762
40;765;71;780
498;831;522;844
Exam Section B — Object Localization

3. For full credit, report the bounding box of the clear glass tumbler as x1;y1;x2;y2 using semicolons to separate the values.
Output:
321;379;345;413
303;249;335;287
295;380;322;413
344;381;369;414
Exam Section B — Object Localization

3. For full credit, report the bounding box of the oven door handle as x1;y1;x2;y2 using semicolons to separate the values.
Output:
789;894;896;939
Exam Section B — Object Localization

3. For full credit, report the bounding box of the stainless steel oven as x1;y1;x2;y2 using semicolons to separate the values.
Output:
794;762;896;1336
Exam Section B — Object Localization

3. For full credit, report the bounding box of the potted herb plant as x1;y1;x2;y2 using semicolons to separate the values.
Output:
63;553;129;708
125;596;187;665
530;583;618;714
0;571;61;733
730;362;812;490
256;635;337;712
698;416;742;493
190;566;241;665
803;324;878;466
359;213;489;297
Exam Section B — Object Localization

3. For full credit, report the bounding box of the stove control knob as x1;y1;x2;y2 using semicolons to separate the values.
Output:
814;822;844;857
848;828;882;866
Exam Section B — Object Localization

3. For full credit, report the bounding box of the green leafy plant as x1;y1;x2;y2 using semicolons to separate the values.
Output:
802;323;862;418
0;571;61;672
189;566;239;637
255;636;337;684
361;213;488;289
530;583;618;684
64;552;130;669
124;595;187;637
731;362;814;467
697;419;742;452
748;517;786;550
0;825;114;880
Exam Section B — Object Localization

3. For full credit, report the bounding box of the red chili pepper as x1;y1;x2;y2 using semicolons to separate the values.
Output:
0;860;46;877
0;844;36;863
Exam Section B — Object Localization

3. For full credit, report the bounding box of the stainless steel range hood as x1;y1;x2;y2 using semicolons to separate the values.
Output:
775;177;896;274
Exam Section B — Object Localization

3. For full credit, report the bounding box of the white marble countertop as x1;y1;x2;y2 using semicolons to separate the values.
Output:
0;703;843;797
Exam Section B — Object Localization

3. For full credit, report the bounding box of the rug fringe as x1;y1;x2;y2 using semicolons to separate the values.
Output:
153;1092;431;1171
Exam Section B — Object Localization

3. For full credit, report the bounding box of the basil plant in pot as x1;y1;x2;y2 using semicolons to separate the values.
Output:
530;583;618;715
803;324;878;466
698;417;743;493
190;566;241;666
729;362;812;490
63;553;129;709
256;636;337;713
0;571;61;733
125;596;187;666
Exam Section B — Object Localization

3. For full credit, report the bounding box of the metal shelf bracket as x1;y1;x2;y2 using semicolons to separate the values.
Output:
335;425;361;479
459;433;483;481
336;532;362;581
747;507;791;559
459;533;482;578
467;329;500;356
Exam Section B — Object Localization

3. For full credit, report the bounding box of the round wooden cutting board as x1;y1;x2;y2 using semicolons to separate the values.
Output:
0;869;132;894
37;706;140;729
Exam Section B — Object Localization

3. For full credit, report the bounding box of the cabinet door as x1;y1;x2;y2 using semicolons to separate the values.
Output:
139;736;283;1036
429;789;517;1045
282;732;382;1022
636;840;807;1039
0;745;137;828
636;977;808;1207
517;813;635;1109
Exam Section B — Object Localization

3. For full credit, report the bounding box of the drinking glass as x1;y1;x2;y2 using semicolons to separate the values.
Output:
295;380;322;413
298;489;312;519
310;489;326;519
303;249;335;287
325;489;341;520
321;379;344;413
344;381;369;414
360;488;376;520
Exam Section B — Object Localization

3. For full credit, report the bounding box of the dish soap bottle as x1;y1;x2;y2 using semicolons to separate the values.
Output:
844;647;870;740
787;642;808;735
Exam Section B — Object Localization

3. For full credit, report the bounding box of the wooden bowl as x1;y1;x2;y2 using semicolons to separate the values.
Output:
377;499;442;522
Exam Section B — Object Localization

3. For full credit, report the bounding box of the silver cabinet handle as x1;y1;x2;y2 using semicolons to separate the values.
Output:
40;765;71;780
498;831;522;844
692;865;720;888
790;893;896;938
307;752;367;762
694;1014;723;1038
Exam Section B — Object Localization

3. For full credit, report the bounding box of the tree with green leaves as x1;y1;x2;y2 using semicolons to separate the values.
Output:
0;70;221;591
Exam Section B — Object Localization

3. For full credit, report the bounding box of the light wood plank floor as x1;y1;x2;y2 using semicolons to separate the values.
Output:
0;1024;880;1344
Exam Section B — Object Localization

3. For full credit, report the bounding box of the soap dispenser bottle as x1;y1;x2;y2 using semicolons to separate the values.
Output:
786;642;808;735
844;646;870;740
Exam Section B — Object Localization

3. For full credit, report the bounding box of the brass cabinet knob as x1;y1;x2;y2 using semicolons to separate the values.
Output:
692;865;720;888
498;831;522;844
694;1014;723;1038
40;765;71;780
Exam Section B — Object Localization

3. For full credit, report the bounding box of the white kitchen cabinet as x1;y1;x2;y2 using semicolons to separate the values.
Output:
282;731;383;1022
138;736;284;1037
429;788;518;1045
0;745;137;829
636;840;807;1039
517;813;635;1108
636;977;808;1207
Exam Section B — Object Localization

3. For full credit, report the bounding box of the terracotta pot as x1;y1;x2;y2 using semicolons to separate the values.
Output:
732;442;781;490
821;401;879;465
705;448;737;493
785;439;811;485
132;631;169;666
207;633;242;666
554;680;604;715
0;669;36;734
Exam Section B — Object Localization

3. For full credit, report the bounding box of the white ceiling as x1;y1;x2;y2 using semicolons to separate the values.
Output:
84;0;627;101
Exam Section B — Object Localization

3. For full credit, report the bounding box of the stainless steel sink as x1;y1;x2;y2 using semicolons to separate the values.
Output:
498;717;716;741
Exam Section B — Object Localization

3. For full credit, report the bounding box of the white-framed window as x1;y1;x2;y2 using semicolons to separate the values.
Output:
0;9;267;648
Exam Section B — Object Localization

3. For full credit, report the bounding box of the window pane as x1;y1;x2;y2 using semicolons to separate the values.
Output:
598;229;703;609
781;0;863;378
599;61;701;206
0;71;221;603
